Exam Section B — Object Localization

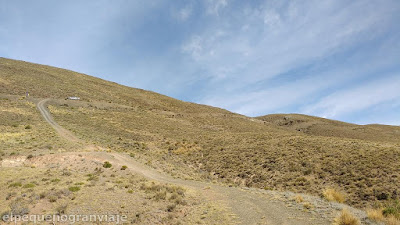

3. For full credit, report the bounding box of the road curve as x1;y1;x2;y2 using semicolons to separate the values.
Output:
36;98;332;225
37;99;83;144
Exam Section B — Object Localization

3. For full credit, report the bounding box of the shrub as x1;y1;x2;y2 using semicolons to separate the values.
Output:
27;154;34;159
8;182;22;188
103;161;112;168
48;195;58;203
39;192;47;199
332;209;360;225
121;165;128;170
166;204;176;212
25;125;31;129
6;192;16;200
61;169;72;176
56;204;68;215
323;188;345;203
9;200;30;216
68;186;80;192
303;202;313;210
154;191;167;201
382;200;400;218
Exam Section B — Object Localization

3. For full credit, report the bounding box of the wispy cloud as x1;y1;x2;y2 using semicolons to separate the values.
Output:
206;0;229;15
1;0;399;125
173;4;193;21
302;75;400;119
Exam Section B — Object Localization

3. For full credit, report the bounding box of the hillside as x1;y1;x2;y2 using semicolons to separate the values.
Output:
257;114;400;143
1;57;400;223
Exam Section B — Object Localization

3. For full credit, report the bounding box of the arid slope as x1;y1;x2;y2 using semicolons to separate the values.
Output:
1;57;400;215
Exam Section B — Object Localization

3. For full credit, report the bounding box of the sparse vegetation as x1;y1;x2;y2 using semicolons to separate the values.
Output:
1;58;400;224
332;209;360;225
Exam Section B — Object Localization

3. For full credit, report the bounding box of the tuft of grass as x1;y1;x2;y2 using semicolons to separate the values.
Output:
323;188;345;203
103;161;112;168
24;125;31;129
332;209;360;225
121;165;128;170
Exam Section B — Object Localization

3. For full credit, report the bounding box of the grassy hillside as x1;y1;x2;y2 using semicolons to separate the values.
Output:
258;114;400;143
1;57;400;214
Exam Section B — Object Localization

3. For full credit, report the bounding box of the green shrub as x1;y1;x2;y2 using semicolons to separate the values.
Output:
383;200;400;218
103;161;112;168
23;183;35;188
121;165;128;170
68;186;80;192
8;182;22;188
24;125;31;129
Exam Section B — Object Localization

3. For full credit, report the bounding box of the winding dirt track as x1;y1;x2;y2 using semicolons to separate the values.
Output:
37;99;331;225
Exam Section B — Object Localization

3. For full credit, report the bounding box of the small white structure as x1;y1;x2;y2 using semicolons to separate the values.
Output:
66;97;80;100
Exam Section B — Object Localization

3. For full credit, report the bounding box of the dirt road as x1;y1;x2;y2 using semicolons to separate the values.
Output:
37;98;332;225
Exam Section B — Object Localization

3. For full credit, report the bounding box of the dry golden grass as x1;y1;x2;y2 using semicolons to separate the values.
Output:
323;188;346;203
367;208;384;220
332;209;360;225
367;204;400;225
294;195;304;203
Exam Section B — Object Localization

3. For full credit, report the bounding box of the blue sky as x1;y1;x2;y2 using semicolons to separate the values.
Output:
1;0;399;125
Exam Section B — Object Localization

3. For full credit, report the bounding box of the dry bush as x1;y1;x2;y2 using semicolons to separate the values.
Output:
385;216;400;225
332;209;360;225
323;188;345;203
367;208;384;221
293;195;304;203
303;202;313;210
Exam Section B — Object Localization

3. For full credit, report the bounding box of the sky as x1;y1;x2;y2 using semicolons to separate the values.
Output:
1;0;399;125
